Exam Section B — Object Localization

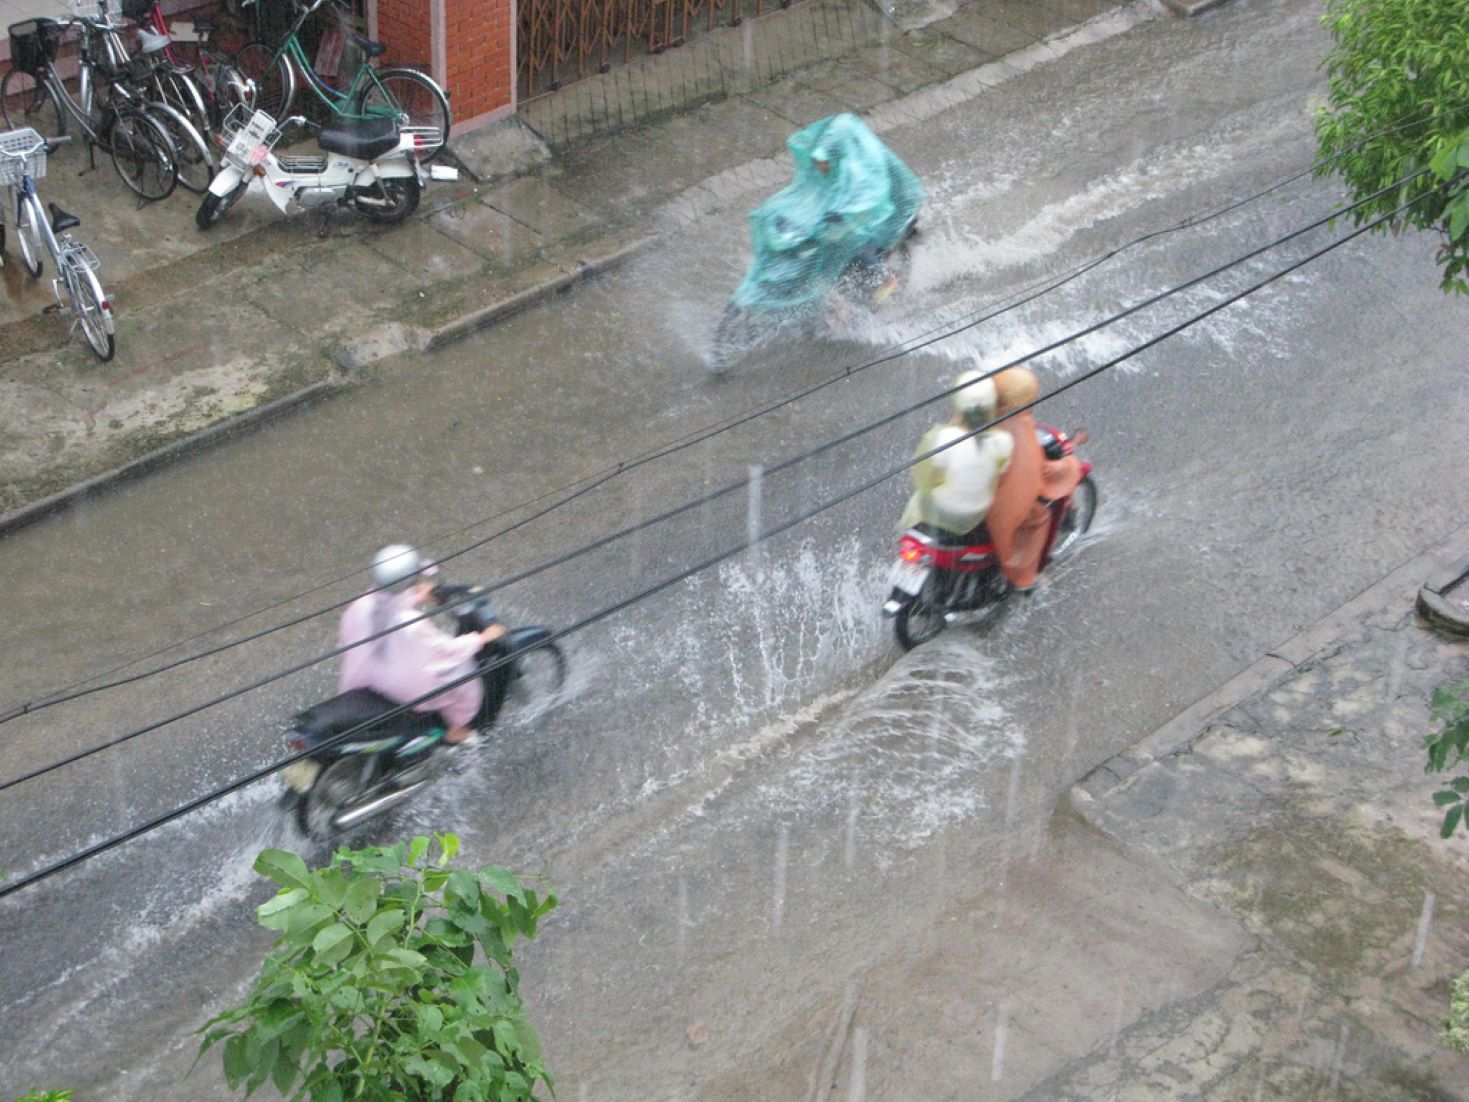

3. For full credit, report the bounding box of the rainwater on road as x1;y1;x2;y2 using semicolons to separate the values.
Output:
3;0;1469;1096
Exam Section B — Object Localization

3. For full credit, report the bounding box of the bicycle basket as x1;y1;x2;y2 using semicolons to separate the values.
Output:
8;19;63;76
219;103;282;167
0;127;47;187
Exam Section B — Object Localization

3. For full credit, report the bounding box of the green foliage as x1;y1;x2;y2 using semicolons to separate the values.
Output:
1445;971;1469;1053
9;1091;73;1102
1314;0;1469;292
197;833;556;1100
1424;678;1469;839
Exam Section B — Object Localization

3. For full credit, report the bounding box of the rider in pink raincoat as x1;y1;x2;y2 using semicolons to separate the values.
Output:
337;545;505;745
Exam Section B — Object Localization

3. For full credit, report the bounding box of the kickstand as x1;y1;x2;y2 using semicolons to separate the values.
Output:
316;208;333;239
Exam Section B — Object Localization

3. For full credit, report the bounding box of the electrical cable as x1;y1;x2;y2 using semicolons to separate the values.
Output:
0;167;1430;799
2;104;1447;725
0;187;1435;902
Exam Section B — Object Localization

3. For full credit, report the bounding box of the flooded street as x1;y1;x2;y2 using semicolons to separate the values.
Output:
3;0;1469;1096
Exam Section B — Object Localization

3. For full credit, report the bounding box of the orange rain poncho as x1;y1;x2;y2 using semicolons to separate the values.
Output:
987;369;1082;589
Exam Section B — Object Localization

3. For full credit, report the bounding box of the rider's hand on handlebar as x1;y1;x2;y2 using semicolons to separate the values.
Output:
479;623;507;645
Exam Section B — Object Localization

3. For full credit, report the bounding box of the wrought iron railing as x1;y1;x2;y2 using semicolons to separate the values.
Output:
518;0;802;97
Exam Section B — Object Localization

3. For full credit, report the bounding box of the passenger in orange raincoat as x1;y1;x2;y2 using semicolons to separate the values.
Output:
987;368;1082;591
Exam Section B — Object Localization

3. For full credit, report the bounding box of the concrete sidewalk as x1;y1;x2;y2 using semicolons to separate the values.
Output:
698;528;1469;1100
0;0;1146;532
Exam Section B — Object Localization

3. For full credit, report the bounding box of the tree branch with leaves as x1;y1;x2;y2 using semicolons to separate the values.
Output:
197;833;556;1101
1314;0;1469;292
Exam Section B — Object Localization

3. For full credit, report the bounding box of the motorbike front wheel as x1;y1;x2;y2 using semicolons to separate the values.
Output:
511;640;567;705
894;578;946;651
297;757;370;840
353;175;421;224
1048;474;1098;561
196;179;248;231
710;304;763;373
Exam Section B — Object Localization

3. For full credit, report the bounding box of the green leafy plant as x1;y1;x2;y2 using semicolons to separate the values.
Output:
198;833;556;1100
9;1091;73;1102
1314;0;1469;292
1445;971;1469;1053
1424;677;1469;838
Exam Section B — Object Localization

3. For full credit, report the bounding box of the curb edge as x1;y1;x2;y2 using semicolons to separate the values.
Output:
0;376;352;538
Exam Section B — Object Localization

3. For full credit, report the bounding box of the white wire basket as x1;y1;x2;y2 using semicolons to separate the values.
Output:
0;127;47;187
219;103;282;169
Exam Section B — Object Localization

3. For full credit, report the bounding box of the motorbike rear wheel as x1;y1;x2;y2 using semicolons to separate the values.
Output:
297;757;370;840
1048;474;1098;561
353;175;420;224
894;578;946;651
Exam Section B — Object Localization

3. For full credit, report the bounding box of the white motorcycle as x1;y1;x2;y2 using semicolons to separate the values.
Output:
195;104;456;230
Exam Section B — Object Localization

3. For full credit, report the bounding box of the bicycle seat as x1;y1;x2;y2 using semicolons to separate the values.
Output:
351;34;387;58
317;115;400;160
191;18;217;33
47;202;80;233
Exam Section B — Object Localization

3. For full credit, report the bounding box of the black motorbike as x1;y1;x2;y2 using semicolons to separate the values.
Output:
279;583;566;839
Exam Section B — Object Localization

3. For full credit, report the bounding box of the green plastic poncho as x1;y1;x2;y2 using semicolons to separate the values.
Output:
732;114;926;312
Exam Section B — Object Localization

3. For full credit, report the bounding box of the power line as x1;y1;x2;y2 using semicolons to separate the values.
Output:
1;109;1439;725
0;190;1433;902
0;168;1427;799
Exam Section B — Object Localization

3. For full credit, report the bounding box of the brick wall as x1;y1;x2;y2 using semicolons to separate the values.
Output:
374;0;434;70
372;0;514;125
443;0;512;120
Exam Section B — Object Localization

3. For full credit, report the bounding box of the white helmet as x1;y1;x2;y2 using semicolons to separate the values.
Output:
371;544;436;591
950;369;997;420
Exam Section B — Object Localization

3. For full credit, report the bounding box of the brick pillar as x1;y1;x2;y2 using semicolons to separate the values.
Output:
370;0;516;132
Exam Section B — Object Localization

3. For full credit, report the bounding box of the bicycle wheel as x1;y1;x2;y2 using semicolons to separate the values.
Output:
160;69;212;138
60;251;115;361
357;68;450;161
148;101;213;193
14;193;45;278
232;43;295;120
108;108;178;201
1;69;64;136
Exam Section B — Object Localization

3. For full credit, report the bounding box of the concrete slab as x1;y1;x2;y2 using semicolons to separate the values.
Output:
939;5;1042;57
849;43;956;96
360;219;487;282
239;240;409;336
891;25;999;78
479;174;602;240
427;199;545;268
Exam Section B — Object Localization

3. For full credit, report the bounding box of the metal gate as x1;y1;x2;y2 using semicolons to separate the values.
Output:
518;0;797;97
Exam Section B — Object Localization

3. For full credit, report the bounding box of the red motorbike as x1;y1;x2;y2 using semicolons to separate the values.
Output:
882;426;1097;649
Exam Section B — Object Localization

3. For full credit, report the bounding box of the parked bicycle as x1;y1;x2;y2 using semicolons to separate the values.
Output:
0;128;116;360
1;10;178;201
77;0;216;192
233;0;450;160
125;0;252;129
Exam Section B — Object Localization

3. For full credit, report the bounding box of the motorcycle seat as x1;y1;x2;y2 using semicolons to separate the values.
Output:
317;116;401;161
293;687;440;745
915;520;992;549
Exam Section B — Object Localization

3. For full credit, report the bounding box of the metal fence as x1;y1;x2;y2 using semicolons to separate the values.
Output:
517;0;893;147
518;0;800;98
